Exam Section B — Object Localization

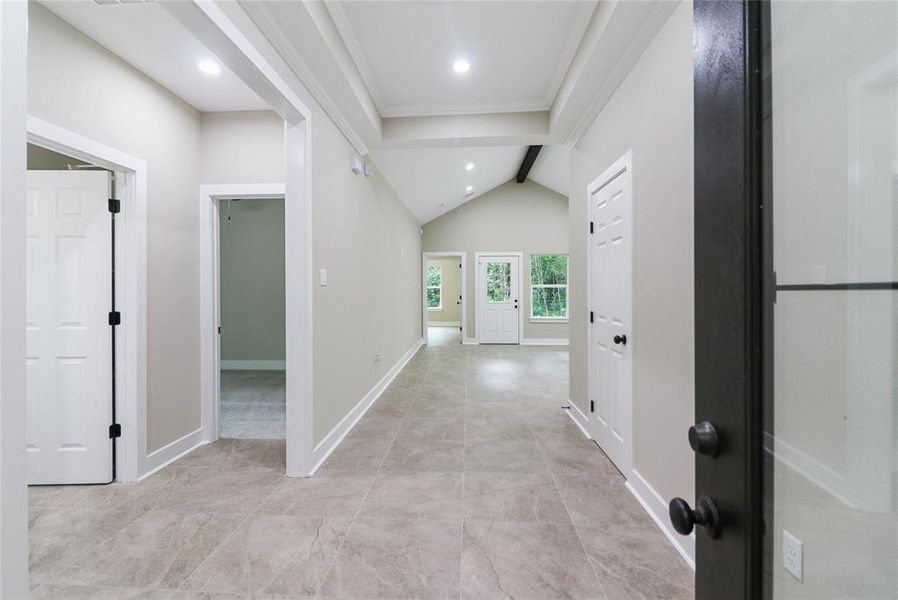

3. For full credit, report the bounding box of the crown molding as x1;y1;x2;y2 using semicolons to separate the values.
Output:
241;1;369;155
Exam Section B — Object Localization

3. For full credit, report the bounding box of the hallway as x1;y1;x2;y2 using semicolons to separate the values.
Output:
27;341;692;599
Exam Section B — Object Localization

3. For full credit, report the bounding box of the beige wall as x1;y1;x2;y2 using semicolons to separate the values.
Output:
28;3;202;453
426;257;461;325
422;179;569;341
312;121;422;444
200;110;284;184
569;0;694;507
219;199;285;363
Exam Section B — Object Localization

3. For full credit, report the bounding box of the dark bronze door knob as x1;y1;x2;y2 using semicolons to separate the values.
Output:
669;496;721;538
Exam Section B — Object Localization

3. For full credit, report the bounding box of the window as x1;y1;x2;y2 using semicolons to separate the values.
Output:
530;254;568;319
427;266;442;310
486;262;512;303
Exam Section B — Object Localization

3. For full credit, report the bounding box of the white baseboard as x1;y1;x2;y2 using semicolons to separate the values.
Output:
763;431;857;509
565;400;592;439
308;338;424;475
140;427;206;481
220;360;286;371
625;469;695;570
521;338;569;346
462;337;479;345
427;321;460;328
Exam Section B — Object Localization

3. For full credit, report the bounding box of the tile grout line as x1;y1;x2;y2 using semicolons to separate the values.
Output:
311;353;431;597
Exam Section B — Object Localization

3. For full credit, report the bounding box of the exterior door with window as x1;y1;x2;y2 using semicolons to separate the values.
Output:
26;170;113;485
478;255;519;344
684;2;898;597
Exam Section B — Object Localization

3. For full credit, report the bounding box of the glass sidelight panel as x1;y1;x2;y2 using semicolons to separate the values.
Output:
763;1;898;597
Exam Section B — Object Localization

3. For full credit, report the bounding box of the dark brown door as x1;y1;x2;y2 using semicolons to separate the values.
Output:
685;1;898;598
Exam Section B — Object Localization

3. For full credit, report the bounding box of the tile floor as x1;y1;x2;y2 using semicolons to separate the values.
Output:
28;342;693;599
220;370;286;439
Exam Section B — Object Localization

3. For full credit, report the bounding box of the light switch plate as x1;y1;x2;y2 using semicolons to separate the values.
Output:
319;268;328;286
783;529;803;582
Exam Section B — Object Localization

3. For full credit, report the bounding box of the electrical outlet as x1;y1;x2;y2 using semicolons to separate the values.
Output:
374;353;382;364
782;530;803;582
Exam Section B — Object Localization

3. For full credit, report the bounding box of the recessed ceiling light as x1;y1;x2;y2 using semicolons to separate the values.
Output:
197;60;221;76
452;58;470;74
465;185;473;193
465;162;475;171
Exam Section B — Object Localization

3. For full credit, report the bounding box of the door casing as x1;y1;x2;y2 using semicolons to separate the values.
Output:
422;251;466;345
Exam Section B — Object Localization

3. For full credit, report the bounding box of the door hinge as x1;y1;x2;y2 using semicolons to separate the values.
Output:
108;198;121;214
589;311;594;323
108;311;121;326
589;221;594;234
590;400;595;413
218;326;221;334
109;423;122;439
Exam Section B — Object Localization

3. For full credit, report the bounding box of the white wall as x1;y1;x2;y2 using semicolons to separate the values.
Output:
423;179;570;342
28;3;202;454
569;0;694;527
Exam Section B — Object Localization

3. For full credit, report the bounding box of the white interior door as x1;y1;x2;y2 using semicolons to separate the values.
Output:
589;163;633;474
26;170;113;485
477;254;520;344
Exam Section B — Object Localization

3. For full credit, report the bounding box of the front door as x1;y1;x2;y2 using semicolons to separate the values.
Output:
588;156;633;475
477;254;520;344
26;170;113;485
683;1;898;597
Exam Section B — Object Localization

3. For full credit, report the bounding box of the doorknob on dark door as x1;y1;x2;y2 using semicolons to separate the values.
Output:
613;334;627;345
688;421;719;457
669;496;721;538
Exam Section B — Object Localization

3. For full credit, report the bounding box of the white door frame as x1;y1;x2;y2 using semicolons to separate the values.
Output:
27;116;147;484
586;150;634;476
422;251;466;344
1;3;29;595
200;183;286;444
474;252;524;344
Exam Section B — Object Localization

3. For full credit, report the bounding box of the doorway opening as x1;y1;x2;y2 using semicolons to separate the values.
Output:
423;252;465;346
218;197;286;439
475;252;523;344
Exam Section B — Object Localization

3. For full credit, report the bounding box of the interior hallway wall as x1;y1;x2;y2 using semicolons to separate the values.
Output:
205;1;423;451
569;0;695;511
28;3;202;453
426;257;461;325
422;179;569;342
200;110;284;184
219;199;286;365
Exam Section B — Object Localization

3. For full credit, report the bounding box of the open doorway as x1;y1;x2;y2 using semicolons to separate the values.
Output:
218;197;286;439
422;252;465;346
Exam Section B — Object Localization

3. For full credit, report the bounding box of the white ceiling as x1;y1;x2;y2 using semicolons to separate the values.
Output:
327;1;597;118
370;146;527;223
42;1;268;112
369;144;571;224
527;145;569;197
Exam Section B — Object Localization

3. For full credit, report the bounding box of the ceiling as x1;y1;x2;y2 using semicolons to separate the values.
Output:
327;1;597;118
370;145;568;224
42;1;268;112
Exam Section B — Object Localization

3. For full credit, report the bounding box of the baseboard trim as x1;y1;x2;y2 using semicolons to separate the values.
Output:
427;321;460;328
565;400;592;439
763;431;857;509
462;337;479;345
625;469;695;570
521;338;569;346
140;427;206;481
220;360;286;371
308;338;424;475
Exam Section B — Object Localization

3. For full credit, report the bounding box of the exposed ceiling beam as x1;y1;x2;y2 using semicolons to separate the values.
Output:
516;145;543;183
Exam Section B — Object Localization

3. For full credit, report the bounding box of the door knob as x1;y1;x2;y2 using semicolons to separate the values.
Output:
669;496;721;538
688;421;719;457
613;334;627;345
